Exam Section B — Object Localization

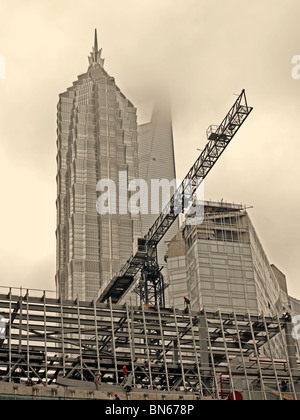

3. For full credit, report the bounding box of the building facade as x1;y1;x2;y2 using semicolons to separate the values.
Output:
167;201;289;316
56;31;142;301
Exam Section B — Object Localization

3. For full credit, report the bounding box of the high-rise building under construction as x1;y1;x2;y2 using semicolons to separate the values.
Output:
167;200;291;317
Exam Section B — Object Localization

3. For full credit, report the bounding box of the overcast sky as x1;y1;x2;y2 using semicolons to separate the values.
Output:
0;0;299;299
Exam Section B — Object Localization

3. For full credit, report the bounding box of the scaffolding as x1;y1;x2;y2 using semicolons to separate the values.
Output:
0;287;298;400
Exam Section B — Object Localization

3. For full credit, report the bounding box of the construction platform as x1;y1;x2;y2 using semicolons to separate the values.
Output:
0;287;299;400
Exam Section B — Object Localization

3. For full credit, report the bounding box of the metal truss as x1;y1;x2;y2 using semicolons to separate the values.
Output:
0;288;298;400
146;89;252;247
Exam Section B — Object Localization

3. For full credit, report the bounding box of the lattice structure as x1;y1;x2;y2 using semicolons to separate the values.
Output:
0;288;299;400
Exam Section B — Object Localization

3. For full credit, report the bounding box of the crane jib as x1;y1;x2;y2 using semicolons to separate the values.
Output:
146;90;252;246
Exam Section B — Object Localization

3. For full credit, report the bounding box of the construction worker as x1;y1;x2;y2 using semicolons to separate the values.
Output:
114;393;120;400
281;380;288;392
184;296;190;313
97;372;102;384
123;365;128;377
282;311;291;322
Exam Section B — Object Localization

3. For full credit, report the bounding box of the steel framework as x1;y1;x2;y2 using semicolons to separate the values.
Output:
0;288;298;400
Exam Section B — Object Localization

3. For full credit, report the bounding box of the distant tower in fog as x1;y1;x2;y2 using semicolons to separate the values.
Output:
138;97;178;274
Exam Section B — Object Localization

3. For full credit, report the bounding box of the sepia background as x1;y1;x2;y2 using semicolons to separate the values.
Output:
0;0;299;298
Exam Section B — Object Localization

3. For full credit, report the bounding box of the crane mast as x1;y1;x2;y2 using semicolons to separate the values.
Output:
97;89;253;307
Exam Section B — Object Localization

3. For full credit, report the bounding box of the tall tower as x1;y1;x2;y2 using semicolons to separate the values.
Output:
56;30;141;301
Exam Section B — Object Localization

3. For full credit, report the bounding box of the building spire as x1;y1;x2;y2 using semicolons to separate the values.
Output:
94;28;98;61
88;28;104;67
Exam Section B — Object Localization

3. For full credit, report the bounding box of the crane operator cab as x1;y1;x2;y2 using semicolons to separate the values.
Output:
133;237;147;259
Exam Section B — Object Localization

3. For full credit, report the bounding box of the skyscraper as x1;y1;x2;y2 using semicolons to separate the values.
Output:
56;30;142;301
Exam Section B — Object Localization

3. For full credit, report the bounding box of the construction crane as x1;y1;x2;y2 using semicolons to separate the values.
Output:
97;89;253;307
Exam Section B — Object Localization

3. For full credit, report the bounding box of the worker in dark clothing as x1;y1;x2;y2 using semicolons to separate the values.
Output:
184;296;190;313
282;312;292;322
281;381;288;392
114;393;120;400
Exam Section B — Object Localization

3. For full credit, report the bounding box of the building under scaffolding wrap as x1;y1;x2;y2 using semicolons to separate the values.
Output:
0;288;299;400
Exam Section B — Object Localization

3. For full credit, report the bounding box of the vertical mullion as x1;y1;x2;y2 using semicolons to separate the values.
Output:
203;310;220;399
262;313;282;400
247;312;267;400
109;297;119;385
126;302;136;388
157;305;170;392
77;297;83;381
141;305;153;389
173;308;186;390
93;300;101;376
18;288;23;354
218;311;236;400
233;311;252;400
187;306;203;396
26;291;30;384
8;288;12;383
43;291;48;385
131;305;137;388
60;297;66;377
